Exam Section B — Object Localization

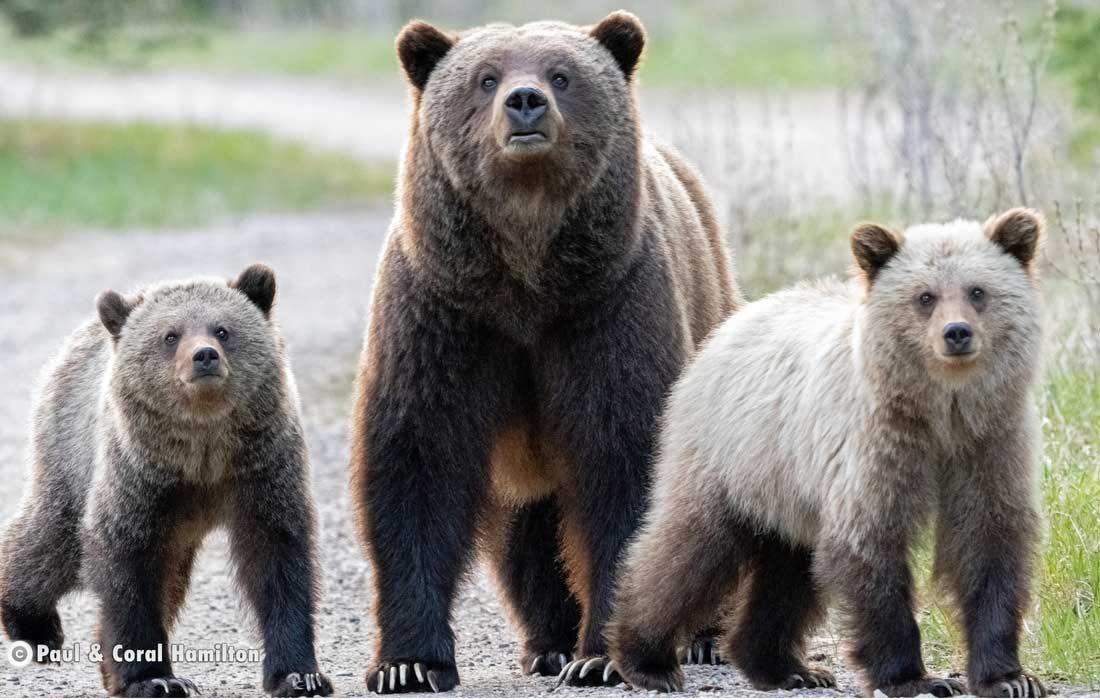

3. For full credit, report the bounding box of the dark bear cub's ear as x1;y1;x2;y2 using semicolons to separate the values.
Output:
96;290;136;338
232;263;277;317
850;222;902;285
985;207;1044;268
591;11;646;80
396;20;455;92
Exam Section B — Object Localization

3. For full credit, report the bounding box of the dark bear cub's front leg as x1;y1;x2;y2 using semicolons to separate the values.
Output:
230;430;332;698
86;481;198;697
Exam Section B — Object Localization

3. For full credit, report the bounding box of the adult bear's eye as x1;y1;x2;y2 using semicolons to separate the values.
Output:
481;76;497;91
215;327;229;342
969;287;985;302
551;73;569;89
918;292;936;307
164;332;179;346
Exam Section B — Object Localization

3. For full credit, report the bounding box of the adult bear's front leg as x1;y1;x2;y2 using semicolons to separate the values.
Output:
351;260;522;694
537;259;688;688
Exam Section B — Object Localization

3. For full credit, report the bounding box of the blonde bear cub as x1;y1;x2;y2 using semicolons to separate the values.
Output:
609;209;1046;698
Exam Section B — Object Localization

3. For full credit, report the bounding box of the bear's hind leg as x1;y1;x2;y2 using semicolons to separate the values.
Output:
0;503;81;654
728;535;834;690
608;496;755;692
487;497;580;677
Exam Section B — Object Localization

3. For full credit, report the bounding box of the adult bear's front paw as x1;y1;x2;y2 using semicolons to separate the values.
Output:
270;671;334;697
522;649;571;676
119;676;198;697
680;632;724;665
368;661;458;694
972;671;1045;698
557;655;624;687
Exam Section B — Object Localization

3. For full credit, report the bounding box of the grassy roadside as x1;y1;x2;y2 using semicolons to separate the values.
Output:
0;119;393;237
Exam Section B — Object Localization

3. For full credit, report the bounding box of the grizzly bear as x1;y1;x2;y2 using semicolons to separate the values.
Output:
349;11;741;693
609;209;1047;698
0;265;333;698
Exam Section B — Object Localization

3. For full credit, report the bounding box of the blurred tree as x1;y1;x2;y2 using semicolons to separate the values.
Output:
1053;4;1100;115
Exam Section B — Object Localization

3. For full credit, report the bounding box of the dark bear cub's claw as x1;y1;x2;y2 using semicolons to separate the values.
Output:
557;656;623;687
368;661;458;694
524;650;570;676
272;672;333;697
121;676;198;698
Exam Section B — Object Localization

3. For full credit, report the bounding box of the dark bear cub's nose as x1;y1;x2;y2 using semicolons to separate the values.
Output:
504;86;548;129
943;322;973;354
193;346;220;372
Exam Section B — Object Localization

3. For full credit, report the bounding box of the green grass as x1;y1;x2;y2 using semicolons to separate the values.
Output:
0;15;851;89
0;119;394;236
912;367;1100;687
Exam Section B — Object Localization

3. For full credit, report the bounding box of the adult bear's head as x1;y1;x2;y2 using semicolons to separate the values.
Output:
395;12;645;223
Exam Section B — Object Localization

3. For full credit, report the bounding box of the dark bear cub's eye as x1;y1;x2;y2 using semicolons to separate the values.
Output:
969;287;985;302
551;74;569;89
215;327;229;341
918;292;936;307
164;332;179;346
481;76;497;91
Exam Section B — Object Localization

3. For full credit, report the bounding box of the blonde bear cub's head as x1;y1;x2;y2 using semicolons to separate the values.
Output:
850;207;1044;386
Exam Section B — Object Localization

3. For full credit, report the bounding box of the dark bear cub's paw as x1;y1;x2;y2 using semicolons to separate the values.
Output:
557;656;624;687
874;676;965;698
0;602;65;655
971;671;1045;698
271;672;334;697
680;632;724;665
522;649;571;676
120;676;198;698
368;661;457;694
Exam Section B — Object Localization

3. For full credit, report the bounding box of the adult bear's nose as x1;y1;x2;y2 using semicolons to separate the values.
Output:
942;322;973;355
504;86;548;129
192;346;220;372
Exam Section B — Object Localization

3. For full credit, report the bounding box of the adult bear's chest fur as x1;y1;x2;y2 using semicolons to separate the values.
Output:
402;155;641;345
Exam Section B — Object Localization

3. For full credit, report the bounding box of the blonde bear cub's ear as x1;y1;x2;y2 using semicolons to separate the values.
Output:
850;222;903;286
984;207;1045;269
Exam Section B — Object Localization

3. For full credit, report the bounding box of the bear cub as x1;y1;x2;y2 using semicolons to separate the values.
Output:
610;209;1047;698
0;264;332;698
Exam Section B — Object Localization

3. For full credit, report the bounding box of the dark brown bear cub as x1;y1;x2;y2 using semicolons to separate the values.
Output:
0;265;332;698
350;11;741;694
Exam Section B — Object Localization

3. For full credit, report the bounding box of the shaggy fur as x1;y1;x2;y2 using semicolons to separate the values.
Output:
349;11;740;694
0;265;332;698
609;209;1046;698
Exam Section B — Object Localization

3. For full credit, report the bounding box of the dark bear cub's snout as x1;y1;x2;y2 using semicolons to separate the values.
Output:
504;86;549;137
192;346;220;375
943;322;973;355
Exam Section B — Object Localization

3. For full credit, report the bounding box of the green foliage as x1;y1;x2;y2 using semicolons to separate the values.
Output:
0;119;393;236
1052;5;1100;115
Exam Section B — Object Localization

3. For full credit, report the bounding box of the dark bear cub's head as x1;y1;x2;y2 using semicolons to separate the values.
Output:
96;263;280;419
397;11;645;203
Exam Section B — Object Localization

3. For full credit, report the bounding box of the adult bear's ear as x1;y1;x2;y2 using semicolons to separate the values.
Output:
232;263;277;317
985;207;1044;269
590;11;646;80
396;20;455;92
96;290;136;338
850;222;902;285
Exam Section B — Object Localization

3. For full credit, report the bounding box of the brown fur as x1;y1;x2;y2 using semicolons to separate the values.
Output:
350;11;740;693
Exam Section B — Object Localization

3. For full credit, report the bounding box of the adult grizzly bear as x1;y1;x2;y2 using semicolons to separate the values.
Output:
349;11;740;693
609;210;1047;697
